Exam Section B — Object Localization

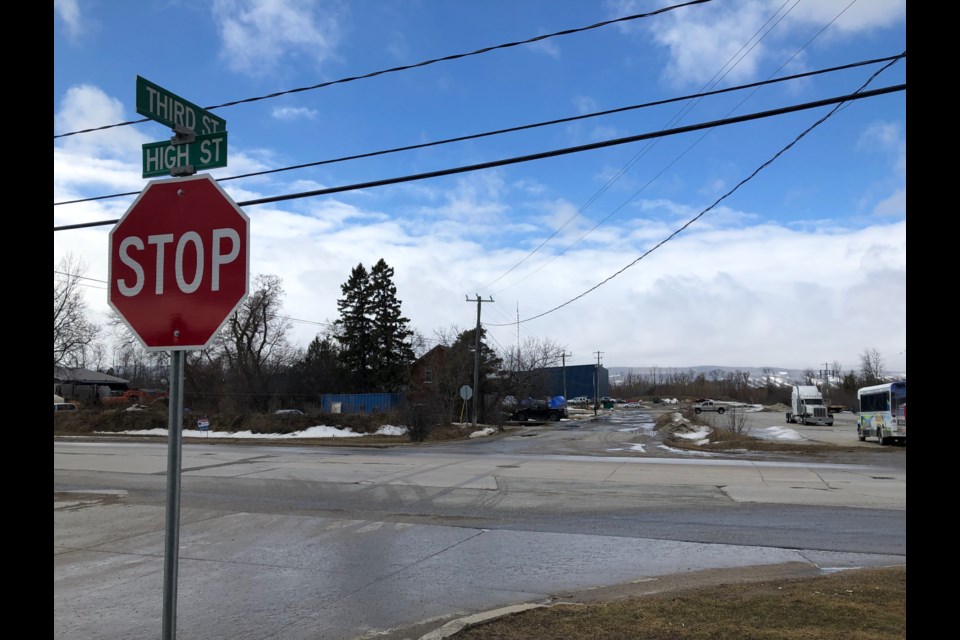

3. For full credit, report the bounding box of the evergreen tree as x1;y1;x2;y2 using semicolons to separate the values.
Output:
369;258;415;392
451;327;502;421
291;334;340;397
335;264;373;391
452;327;502;379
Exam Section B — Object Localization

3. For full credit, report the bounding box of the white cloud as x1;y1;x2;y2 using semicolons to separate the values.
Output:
54;0;83;40
271;105;319;121
574;96;598;115
635;0;906;88
858;121;906;176
854;121;905;216
783;0;906;34
420;172;510;222
858;121;902;151
55;178;907;373
526;35;561;59
386;30;410;61
212;0;345;77
647;3;772;88
871;188;905;217
54;85;145;157
54;85;150;201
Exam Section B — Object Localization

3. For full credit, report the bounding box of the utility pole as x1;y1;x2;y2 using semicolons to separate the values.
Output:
593;351;603;416
820;362;838;398
516;302;520;366
466;294;493;428
561;352;572;400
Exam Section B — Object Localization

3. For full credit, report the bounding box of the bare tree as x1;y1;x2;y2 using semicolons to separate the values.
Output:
859;348;886;386
723;406;751;435
408;328;431;360
207;274;297;411
53;254;100;368
87;339;109;372
831;361;844;380
495;336;565;404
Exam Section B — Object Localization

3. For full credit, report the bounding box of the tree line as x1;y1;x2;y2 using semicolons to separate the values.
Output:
55;253;899;422
55;254;564;425
609;349;896;410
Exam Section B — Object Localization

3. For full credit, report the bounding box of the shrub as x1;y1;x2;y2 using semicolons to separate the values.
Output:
403;403;439;442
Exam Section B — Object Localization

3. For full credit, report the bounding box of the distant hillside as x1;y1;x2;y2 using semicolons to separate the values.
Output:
607;366;804;387
606;366;905;389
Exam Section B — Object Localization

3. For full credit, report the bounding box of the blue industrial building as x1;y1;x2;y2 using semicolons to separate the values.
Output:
542;364;608;400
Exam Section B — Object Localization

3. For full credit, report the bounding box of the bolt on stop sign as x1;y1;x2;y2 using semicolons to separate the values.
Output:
109;174;249;351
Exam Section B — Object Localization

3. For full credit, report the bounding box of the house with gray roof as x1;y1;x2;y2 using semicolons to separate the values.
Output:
54;367;130;404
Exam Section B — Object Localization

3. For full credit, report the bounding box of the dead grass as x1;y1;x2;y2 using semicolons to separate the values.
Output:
52;407;489;445
450;565;906;639
653;411;879;455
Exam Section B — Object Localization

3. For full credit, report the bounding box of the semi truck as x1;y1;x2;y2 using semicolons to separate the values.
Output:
786;385;833;426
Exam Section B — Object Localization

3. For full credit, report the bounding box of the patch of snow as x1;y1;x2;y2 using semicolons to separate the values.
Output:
749;426;806;441
673;428;712;440
103;424;411;439
657;444;718;457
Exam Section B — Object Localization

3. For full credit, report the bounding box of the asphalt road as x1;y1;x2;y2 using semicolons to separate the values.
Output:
54;407;905;640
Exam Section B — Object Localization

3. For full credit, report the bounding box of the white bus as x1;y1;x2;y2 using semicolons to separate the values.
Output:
856;381;906;446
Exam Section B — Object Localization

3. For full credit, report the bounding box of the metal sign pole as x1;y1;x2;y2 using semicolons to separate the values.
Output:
162;350;185;640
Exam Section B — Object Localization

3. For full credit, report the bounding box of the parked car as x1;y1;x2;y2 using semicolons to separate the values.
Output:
54;402;79;412
568;396;591;405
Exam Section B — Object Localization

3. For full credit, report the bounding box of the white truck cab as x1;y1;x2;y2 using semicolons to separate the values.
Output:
786;385;833;426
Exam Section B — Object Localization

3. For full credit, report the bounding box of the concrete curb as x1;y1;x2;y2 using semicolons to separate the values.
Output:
417;604;547;640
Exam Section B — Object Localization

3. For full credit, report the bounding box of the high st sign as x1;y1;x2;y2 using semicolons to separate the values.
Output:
136;76;229;178
108;174;249;351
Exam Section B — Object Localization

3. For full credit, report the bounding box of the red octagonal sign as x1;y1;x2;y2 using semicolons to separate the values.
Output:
109;174;249;351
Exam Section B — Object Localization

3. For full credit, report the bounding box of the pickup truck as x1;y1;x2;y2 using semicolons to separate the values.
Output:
510;397;568;422
692;399;726;414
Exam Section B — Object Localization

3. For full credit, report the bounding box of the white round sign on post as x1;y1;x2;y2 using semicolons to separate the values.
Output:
459;385;473;401
108;174;250;351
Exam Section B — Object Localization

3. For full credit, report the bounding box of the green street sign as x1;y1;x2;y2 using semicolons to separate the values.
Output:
142;132;228;178
136;76;226;135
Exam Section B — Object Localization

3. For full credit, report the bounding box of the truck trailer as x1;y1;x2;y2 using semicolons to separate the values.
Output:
786;385;834;426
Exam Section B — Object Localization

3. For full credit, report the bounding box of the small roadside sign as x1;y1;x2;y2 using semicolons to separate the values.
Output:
136;75;226;135
142;131;228;178
197;418;210;431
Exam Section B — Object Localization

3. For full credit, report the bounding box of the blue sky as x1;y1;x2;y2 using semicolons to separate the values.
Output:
53;0;906;374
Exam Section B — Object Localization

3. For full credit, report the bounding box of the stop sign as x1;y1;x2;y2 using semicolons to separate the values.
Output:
109;174;249;351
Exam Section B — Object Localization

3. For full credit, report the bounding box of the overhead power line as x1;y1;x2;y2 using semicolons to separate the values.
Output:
53;84;904;233
483;0;803;291
53;54;902;208
53;0;712;139
486;57;904;327
487;7;888;296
